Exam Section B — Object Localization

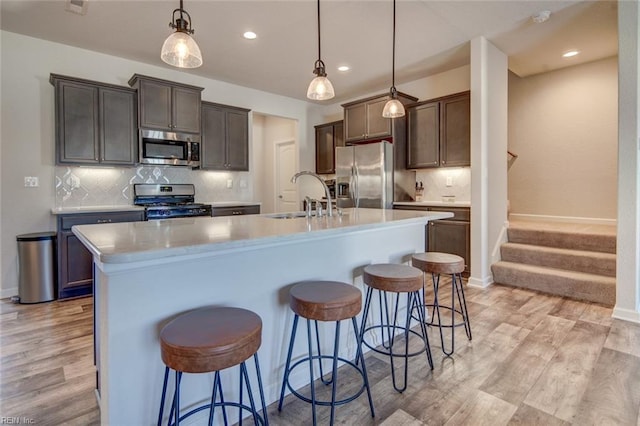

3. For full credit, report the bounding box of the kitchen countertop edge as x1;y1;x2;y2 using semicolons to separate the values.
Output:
393;201;471;208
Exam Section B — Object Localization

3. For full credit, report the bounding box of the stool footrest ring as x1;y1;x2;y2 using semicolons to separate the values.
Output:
361;324;428;358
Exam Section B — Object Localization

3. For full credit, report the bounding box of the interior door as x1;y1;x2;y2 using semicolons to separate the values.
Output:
276;140;298;212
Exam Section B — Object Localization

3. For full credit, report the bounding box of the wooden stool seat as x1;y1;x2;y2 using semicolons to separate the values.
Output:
160;307;262;374
412;252;465;275
290;281;361;321
363;263;423;293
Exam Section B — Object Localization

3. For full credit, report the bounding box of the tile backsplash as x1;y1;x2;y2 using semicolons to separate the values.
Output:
414;167;470;202
55;166;253;208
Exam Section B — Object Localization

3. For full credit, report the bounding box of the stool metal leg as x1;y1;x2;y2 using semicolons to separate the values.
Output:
306;318;317;426
453;273;472;340
240;361;260;425
329;320;341;425
158;366;170;426
254;354;269;426
352;317;375;418
315;320;333;386
411;290;433;370
278;314;299;412
174;370;181;426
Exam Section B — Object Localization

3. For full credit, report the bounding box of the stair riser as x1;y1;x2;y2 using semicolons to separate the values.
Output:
507;228;616;254
491;263;615;306
500;246;616;277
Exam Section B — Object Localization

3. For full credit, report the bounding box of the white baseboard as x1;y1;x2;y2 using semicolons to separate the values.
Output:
467;276;493;288
1;286;18;300
508;213;616;226
612;306;640;324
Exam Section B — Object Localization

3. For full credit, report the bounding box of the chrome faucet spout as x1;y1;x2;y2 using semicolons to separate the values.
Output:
290;171;334;217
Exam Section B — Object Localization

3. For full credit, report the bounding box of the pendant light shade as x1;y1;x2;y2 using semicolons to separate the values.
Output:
307;0;335;100
161;0;202;69
382;0;404;118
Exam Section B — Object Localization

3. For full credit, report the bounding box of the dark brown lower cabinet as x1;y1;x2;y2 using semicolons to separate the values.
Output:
57;210;144;299
211;205;260;217
394;205;470;276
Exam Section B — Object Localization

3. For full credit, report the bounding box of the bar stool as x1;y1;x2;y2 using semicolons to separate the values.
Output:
157;306;268;426
360;264;433;393
278;281;375;426
412;252;472;356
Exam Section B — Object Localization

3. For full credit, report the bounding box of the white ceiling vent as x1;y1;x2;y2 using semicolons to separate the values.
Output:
65;0;88;16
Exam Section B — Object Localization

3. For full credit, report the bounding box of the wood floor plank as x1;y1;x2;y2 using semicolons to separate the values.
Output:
579;303;614;326
572;348;640;425
507;403;570;426
479;315;575;406
604;319;640;358
444;390;517;426
523;320;609;422
547;297;588;321
380;409;424;425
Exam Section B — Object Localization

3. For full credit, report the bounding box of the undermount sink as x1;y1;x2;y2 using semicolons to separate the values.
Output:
265;211;311;219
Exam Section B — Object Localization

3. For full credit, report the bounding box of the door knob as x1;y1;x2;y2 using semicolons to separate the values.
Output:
278;195;283;199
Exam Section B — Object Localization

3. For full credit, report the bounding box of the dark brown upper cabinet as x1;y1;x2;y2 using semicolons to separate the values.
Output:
201;101;250;171
342;92;418;144
128;74;203;134
315;120;344;174
51;74;137;166
407;91;470;169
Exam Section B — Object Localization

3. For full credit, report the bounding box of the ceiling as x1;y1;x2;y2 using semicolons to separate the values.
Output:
0;0;618;103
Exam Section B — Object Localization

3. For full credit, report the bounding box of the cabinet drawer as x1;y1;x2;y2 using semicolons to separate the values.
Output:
211;205;260;217
59;211;144;230
429;207;470;222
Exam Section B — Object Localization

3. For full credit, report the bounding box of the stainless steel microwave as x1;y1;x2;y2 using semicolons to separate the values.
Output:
139;129;200;168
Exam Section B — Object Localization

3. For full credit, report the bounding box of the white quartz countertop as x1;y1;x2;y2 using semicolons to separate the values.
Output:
51;205;145;215
73;208;452;264
51;201;261;215
394;201;471;208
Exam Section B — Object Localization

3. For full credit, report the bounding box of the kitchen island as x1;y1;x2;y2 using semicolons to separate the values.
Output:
73;207;452;425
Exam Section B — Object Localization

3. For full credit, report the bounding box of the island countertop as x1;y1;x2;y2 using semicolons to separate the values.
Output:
73;207;453;265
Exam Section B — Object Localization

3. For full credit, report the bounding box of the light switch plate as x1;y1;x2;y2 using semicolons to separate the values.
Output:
446;176;453;187
226;179;233;189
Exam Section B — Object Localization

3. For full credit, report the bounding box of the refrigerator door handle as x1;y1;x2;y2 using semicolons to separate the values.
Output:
353;163;360;208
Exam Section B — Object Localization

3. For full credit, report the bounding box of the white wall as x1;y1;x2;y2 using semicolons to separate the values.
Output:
614;2;640;323
508;57;618;221
0;30;312;297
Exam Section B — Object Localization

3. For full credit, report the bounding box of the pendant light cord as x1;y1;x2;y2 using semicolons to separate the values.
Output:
317;0;322;64
391;0;396;93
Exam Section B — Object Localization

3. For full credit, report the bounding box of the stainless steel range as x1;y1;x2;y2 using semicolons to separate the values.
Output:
133;184;212;220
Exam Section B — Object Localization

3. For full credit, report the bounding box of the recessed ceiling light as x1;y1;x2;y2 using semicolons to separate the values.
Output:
243;31;257;40
338;66;350;72
563;50;579;58
531;10;551;24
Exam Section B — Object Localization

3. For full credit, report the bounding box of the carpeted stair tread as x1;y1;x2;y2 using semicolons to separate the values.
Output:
491;261;615;306
507;226;616;254
500;242;616;277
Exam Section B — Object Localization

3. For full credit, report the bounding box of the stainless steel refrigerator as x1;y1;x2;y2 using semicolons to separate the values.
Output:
335;141;414;209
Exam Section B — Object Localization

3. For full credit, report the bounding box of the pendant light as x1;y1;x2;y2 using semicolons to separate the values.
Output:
161;0;203;69
307;0;335;100
382;0;404;118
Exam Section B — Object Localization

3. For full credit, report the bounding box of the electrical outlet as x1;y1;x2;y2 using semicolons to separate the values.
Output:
240;179;247;189
226;179;233;189
446;176;453;187
24;177;39;187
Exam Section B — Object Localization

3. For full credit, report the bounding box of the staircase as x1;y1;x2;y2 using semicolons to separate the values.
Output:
491;220;616;306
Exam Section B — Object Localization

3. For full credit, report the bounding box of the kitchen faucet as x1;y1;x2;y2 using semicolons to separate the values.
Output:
291;171;334;217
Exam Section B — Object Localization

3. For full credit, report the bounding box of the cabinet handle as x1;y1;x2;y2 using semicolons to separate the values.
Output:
96;219;112;224
232;211;242;215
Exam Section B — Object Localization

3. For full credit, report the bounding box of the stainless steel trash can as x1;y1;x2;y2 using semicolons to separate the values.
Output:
16;232;57;303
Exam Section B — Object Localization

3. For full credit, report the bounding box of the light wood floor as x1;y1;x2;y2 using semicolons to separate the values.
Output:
1;282;639;425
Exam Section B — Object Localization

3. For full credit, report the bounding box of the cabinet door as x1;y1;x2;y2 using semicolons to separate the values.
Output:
57;81;100;164
366;98;392;139
138;80;172;131
315;124;335;174
201;103;227;170
345;103;367;142
58;231;94;299
440;93;470;167
226;110;249;171
172;87;201;133
427;220;470;274
100;88;137;165
334;122;345;147
407;102;439;168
